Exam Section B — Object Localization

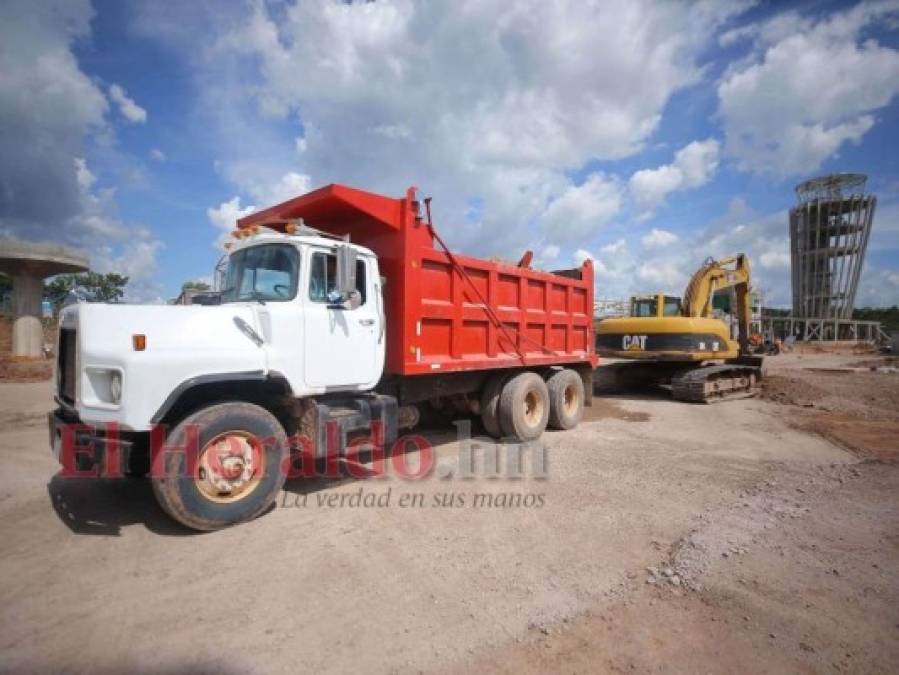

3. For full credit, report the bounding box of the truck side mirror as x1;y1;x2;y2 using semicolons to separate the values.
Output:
334;244;360;309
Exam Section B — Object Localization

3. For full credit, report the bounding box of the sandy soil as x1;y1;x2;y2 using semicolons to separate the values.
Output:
0;358;897;674
762;353;899;462
0;318;54;382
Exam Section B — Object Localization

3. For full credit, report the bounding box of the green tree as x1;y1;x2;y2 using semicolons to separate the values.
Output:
181;280;211;292
854;306;899;333
44;272;130;310
0;272;11;296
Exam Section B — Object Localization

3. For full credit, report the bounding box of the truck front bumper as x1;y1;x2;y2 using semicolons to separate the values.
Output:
49;408;148;475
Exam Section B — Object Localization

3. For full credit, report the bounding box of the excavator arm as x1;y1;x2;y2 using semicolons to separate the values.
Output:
682;254;752;355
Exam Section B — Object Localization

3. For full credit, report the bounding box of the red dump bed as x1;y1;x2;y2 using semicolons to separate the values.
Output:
238;184;597;376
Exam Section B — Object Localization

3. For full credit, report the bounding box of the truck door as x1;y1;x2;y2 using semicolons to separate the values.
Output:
303;248;381;388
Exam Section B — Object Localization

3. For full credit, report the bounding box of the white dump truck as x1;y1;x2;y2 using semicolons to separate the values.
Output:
49;184;596;530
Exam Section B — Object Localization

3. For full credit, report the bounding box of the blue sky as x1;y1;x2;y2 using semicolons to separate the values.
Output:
1;0;898;306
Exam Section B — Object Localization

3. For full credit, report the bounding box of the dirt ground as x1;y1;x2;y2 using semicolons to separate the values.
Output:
0;317;54;383
761;352;899;462
0;353;897;674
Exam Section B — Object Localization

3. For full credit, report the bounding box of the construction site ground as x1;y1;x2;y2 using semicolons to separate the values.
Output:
0;350;896;673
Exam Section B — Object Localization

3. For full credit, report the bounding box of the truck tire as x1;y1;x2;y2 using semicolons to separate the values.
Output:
546;369;584;430
499;371;550;442
151;401;289;531
480;372;511;438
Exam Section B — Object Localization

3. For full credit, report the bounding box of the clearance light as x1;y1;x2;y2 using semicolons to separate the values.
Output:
133;334;146;351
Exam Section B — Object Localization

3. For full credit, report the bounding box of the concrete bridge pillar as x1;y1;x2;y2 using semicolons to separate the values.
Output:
0;239;89;359
12;274;44;357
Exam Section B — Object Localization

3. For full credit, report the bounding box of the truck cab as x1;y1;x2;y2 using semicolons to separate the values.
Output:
219;230;385;394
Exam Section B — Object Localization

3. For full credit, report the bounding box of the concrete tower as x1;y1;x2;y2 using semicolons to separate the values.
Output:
789;173;876;320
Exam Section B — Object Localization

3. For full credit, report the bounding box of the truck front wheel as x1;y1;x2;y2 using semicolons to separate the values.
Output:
499;372;550;442
151;402;289;531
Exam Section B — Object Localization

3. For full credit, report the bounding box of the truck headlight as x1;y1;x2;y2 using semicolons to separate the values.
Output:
109;371;122;404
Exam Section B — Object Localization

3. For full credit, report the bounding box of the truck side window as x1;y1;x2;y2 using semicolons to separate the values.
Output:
309;252;367;305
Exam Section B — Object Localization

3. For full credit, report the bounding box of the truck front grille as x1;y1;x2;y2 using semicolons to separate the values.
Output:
58;328;76;404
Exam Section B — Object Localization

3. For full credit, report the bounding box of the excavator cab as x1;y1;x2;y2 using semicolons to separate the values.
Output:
629;295;682;318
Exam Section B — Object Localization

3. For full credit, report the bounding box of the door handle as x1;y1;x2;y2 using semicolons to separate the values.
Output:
359;318;375;326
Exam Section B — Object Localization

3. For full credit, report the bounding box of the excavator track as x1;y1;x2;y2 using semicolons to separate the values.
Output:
670;364;761;403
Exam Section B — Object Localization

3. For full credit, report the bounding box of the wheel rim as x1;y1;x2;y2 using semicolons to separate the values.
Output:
563;384;579;416
523;389;545;428
195;431;263;503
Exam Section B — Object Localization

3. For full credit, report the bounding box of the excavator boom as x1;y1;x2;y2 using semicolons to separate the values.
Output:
682;254;753;354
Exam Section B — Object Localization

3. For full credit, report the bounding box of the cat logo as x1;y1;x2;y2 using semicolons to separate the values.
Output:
622;334;648;351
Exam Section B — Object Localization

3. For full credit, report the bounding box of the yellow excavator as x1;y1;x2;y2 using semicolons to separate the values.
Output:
595;254;763;402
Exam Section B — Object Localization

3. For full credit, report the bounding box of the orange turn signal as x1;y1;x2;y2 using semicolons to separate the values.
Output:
132;334;146;351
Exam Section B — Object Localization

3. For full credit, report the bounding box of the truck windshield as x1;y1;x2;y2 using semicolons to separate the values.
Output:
221;244;299;303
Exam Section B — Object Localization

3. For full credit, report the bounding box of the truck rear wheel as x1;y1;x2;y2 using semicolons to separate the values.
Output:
151;402;289;531
499;371;550;442
546;369;584;430
480;372;511;438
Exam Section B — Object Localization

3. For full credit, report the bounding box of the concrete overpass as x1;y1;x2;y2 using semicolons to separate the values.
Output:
0;239;88;358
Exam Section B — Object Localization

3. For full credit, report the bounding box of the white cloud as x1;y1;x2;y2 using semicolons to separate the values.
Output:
541;173;623;240
588;198;791;303
0;4;161;300
250;171;311;205
150;148;165;161
868;200;899;252
372;124;411;140
629;139;720;216
73;157;96;190
637;261;684;288
207;196;257;249
209;163;311;232
95;232;165;302
855;267;899;307
210;1;743;167
0;0;107;238
565;193;897;308
697;198;792;305
641;228;679;248
600;239;627;256
131;1;749;257
759;250;790;269
108;83;147;124
718;2;899;174
573;249;595;265
69;158;163;299
294;137;307;154
538;244;560;262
